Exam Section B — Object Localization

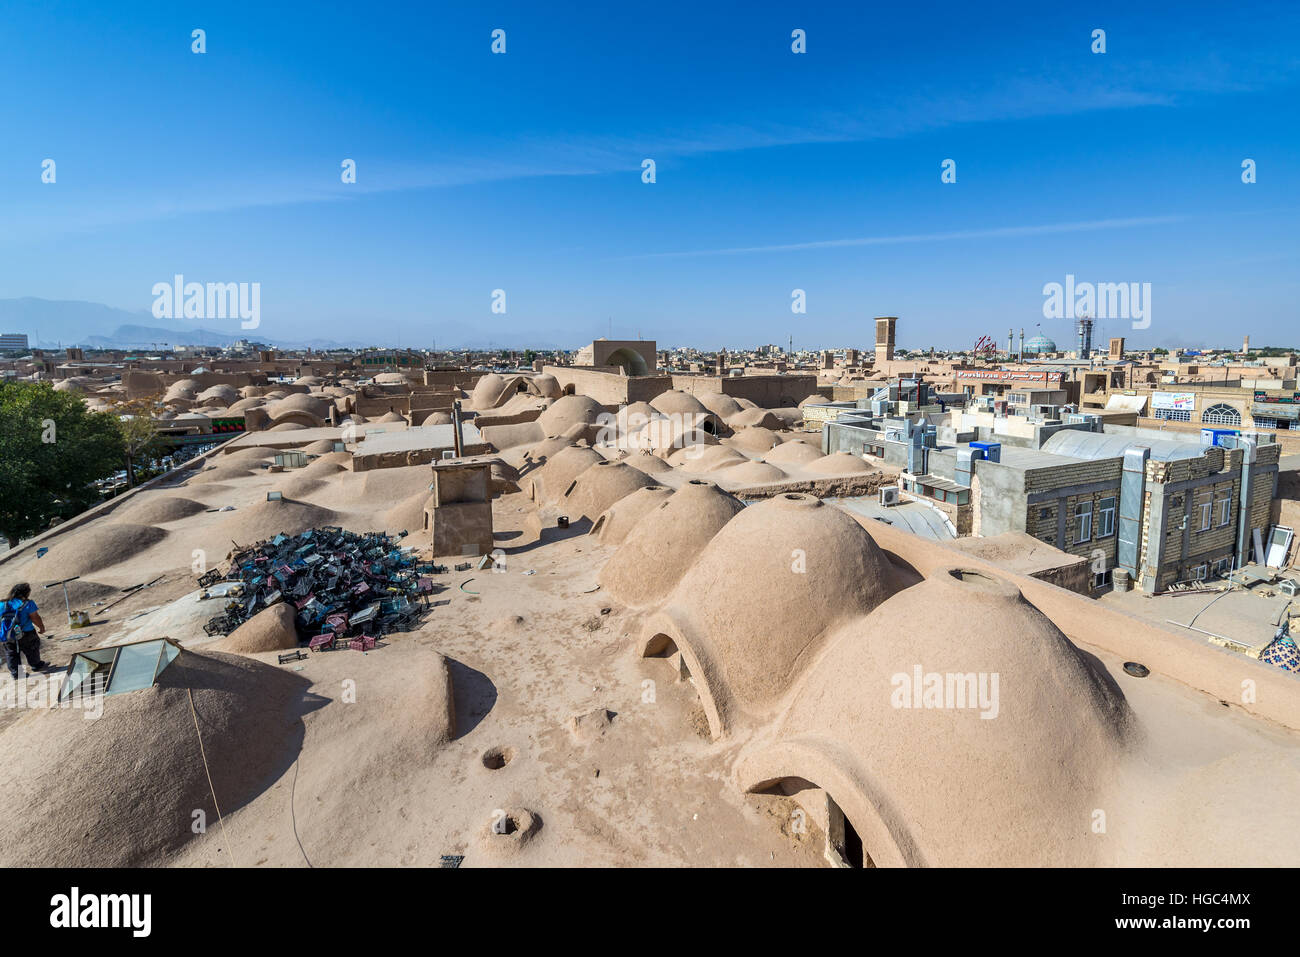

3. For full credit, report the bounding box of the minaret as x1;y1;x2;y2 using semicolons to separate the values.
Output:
1019;328;1025;360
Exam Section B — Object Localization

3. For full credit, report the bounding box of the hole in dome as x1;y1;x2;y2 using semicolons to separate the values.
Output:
947;568;1001;590
482;746;516;770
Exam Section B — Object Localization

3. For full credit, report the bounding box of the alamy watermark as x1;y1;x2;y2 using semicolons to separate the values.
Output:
152;274;260;329
50;887;150;937
1042;273;1151;329
1;673;103;719
595;406;715;460
890;665;1000;719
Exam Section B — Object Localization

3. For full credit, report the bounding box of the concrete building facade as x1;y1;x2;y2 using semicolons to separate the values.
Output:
969;429;1281;591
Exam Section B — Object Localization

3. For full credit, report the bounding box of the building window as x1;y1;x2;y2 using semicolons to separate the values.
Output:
1092;569;1112;589
1009;392;1028;404
1098;497;1117;537
1254;417;1300;431
1213;557;1233;577
1074;501;1093;543
1215;491;1232;527
1198;501;1212;531
1202;404;1241;426
1191;563;1208;581
1155;408;1192;422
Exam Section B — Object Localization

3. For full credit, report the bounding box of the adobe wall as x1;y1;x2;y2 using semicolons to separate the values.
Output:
671;374;818;408
544;366;674;405
424;369;482;390
409;391;456;414
352;441;490;471
122;371;166;398
355;396;411;417
1025;558;1092;594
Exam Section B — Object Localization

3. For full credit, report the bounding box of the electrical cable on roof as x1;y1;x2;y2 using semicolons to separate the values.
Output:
187;687;238;867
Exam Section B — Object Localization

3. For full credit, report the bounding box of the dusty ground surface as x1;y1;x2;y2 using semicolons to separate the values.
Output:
1100;584;1295;654
2;448;1299;867
1;460;828;867
170;506;829;868
1086;636;1300;866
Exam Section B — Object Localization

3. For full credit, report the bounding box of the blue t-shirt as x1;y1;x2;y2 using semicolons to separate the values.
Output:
3;599;36;634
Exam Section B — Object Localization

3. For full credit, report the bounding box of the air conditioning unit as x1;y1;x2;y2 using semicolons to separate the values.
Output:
879;486;901;507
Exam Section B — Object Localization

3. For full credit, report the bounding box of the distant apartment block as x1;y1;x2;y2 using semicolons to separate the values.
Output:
0;333;29;352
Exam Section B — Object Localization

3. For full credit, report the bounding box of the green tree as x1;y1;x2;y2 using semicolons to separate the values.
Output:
0;382;125;548
112;398;165;487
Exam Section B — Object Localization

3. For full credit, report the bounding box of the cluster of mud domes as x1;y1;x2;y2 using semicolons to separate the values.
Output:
478;391;831;493
578;468;1135;866
590;485;672;545
634;493;905;735
477;394;606;454
649;389;804;432
525;445;605;504
473;383;817;485
467;371;563;412
599;480;745;607
143;376;364;428
561;460;657;521
648;437;865;490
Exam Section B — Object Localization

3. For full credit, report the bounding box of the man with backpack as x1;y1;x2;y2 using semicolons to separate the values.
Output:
2;583;50;679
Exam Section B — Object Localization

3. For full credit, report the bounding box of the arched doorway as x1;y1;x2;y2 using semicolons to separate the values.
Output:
738;744;919;867
605;347;649;376
752;776;872;868
644;632;690;681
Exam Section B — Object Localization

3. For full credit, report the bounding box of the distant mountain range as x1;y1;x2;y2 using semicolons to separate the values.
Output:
0;297;578;352
0;298;372;351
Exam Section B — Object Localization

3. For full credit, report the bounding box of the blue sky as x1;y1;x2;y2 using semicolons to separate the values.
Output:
1;0;1297;350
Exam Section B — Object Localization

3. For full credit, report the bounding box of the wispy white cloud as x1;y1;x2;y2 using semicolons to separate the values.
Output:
3;42;1282;240
619;215;1190;259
